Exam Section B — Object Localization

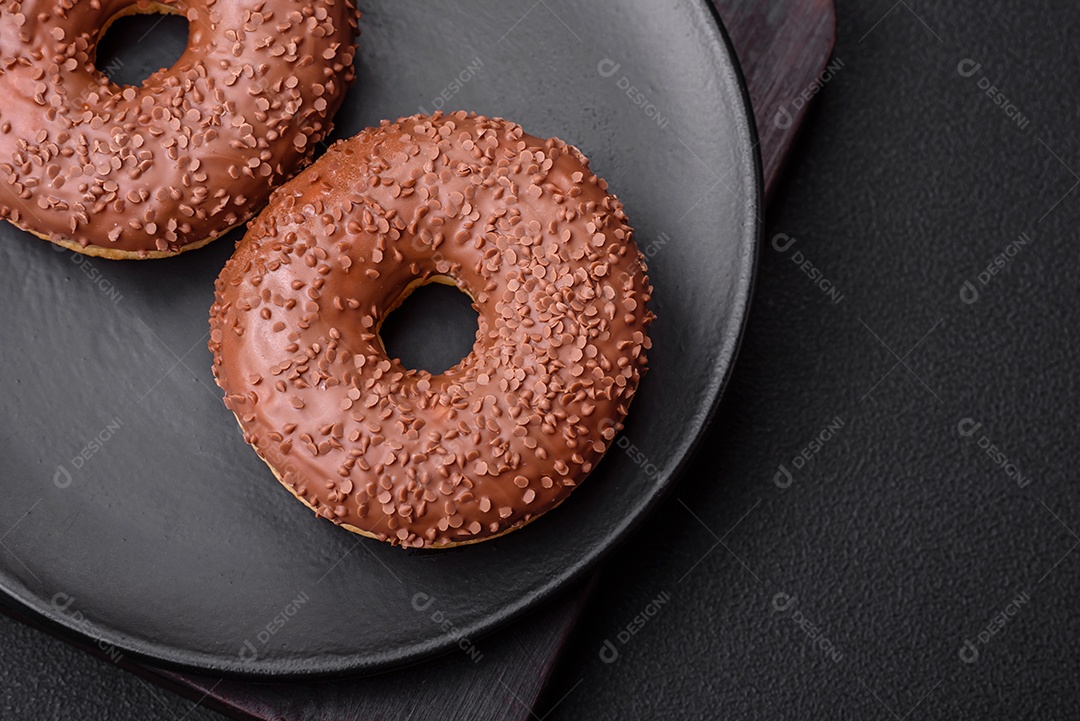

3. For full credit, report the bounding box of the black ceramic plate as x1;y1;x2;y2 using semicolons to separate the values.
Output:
0;0;759;676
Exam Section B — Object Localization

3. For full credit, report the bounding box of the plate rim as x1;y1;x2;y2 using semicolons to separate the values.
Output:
0;0;763;678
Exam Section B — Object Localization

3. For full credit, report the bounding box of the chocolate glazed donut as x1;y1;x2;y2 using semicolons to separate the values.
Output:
0;0;358;258
210;112;654;548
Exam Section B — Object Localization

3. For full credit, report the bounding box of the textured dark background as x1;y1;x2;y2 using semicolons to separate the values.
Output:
3;0;1079;718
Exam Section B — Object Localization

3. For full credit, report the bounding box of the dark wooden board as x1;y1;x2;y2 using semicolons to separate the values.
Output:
718;0;837;198
0;0;834;718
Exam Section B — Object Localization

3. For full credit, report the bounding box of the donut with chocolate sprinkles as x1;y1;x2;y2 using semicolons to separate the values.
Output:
210;111;654;548
0;0;359;258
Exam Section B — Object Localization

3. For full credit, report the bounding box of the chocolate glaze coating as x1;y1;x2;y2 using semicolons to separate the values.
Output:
210;112;654;548
0;0;358;258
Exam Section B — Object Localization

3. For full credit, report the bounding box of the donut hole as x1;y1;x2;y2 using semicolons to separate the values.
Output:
95;9;190;87
379;280;479;375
